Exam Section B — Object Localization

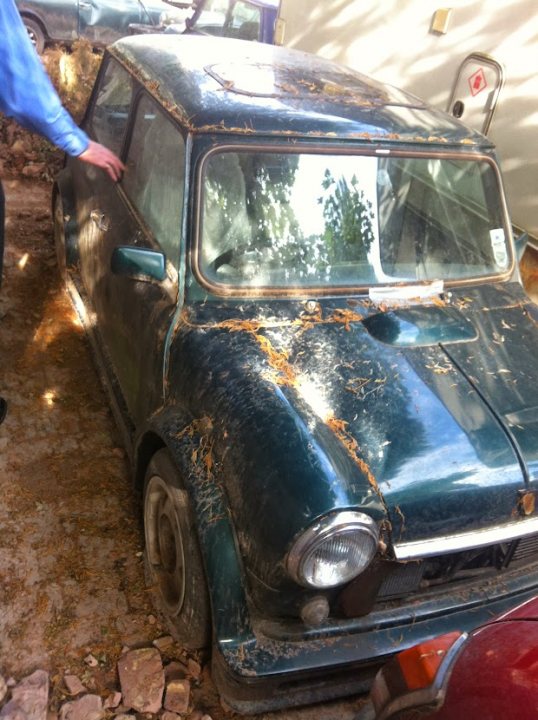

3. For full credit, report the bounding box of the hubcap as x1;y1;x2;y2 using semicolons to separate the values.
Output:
145;475;186;616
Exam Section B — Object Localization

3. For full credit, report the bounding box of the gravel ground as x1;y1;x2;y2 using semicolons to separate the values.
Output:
0;179;158;696
0;179;362;720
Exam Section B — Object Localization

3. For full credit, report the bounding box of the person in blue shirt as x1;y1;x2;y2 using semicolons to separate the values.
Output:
0;0;125;179
0;0;125;424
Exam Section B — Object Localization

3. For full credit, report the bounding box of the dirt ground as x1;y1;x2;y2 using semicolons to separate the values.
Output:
0;179;157;700
0;180;362;720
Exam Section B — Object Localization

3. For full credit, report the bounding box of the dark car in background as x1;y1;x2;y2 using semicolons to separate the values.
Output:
15;0;190;53
54;34;538;712
129;0;279;44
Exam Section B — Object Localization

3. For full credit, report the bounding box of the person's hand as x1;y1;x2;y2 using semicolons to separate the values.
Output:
78;140;125;182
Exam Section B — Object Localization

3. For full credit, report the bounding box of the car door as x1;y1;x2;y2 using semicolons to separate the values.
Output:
78;0;154;44
16;0;79;43
74;57;133;311
90;92;186;425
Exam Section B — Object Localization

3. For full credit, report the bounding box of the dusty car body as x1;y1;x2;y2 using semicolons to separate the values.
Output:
54;34;538;712
15;0;189;53
358;596;538;719
129;0;278;43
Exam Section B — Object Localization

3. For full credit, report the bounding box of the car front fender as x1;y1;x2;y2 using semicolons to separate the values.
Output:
134;407;253;645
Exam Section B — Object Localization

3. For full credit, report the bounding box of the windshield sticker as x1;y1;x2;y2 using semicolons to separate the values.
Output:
490;229;508;268
369;280;444;306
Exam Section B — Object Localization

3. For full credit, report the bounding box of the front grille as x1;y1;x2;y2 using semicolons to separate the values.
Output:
512;532;538;561
338;531;538;618
378;560;424;598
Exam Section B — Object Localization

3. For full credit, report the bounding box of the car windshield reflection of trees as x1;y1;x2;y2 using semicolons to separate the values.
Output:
201;152;508;289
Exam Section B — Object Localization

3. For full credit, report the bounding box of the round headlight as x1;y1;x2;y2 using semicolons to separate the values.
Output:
286;511;379;589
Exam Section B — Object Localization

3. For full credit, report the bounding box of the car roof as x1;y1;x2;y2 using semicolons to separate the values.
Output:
110;35;490;147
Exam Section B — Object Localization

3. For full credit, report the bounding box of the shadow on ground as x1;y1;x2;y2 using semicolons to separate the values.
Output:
0;179;363;720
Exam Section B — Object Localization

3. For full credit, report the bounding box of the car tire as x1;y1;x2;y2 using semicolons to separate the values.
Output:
23;17;46;54
143;448;211;650
53;190;68;282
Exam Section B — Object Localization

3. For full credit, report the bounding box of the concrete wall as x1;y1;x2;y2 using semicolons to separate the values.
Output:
278;0;538;237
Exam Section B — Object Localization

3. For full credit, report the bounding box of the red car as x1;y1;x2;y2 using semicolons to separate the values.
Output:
358;597;538;720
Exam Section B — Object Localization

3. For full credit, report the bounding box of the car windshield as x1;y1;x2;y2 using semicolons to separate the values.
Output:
199;150;510;290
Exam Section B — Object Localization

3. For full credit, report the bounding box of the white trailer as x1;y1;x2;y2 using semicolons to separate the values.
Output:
276;0;538;239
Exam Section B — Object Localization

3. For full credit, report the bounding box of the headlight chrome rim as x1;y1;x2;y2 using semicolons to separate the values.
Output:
286;511;379;589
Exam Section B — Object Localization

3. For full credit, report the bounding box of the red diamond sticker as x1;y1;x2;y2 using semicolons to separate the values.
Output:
468;68;487;97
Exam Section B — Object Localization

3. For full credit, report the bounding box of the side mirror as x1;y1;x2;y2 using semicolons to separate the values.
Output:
111;246;166;282
515;231;529;261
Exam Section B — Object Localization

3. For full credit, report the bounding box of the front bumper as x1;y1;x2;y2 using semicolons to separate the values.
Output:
212;559;538;713
161;429;538;712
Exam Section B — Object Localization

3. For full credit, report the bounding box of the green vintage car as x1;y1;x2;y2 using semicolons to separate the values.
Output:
54;34;538;712
15;0;189;53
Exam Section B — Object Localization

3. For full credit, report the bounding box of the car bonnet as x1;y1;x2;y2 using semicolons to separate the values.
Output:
174;282;538;552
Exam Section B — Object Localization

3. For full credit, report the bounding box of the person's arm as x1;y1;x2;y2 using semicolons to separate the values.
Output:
0;0;124;181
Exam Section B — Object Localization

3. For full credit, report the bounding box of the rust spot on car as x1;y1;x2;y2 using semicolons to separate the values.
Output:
213;318;266;334
254;334;297;387
177;416;215;478
331;308;364;330
452;296;475;310
346;375;386;400
425;361;454;375
519;491;536;516
394;505;406;540
326;416;379;493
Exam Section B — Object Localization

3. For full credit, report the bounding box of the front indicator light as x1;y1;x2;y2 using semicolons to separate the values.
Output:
287;511;379;589
358;631;467;720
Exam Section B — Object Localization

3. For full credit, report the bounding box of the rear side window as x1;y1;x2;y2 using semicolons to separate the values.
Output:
230;1;261;40
88;59;132;156
194;0;229;34
194;0;261;40
122;94;185;269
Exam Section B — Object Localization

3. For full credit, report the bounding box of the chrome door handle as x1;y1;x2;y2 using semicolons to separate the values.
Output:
90;210;110;232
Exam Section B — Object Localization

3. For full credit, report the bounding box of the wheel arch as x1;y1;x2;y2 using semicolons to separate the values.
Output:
19;11;48;47
134;413;253;645
134;430;166;492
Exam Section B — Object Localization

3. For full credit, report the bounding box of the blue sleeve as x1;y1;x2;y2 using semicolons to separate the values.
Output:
0;0;89;157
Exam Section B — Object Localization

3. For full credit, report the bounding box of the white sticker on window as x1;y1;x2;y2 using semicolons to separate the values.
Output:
490;228;508;268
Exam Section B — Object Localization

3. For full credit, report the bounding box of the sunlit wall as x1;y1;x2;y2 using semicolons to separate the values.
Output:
278;0;538;237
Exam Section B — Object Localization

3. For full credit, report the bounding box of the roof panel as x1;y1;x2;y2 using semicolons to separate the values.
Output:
110;35;490;147
205;60;423;107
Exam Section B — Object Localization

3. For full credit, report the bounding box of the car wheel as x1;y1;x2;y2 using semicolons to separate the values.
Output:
144;448;211;649
53;190;68;282
23;18;46;54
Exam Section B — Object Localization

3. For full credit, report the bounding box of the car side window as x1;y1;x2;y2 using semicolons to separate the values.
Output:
194;0;229;35
88;59;133;156
230;1;261;40
122;94;185;270
194;0;262;40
